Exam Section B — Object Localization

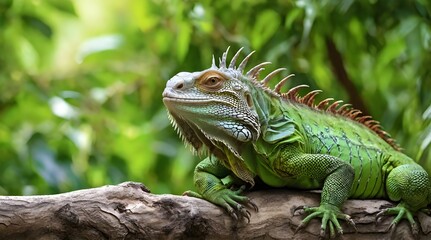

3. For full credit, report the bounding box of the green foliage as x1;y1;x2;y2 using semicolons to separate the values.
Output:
0;0;430;195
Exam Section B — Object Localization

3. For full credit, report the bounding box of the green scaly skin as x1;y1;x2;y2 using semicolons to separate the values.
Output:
162;47;431;238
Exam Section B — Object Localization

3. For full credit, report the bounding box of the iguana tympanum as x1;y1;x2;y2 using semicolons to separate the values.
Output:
162;47;431;238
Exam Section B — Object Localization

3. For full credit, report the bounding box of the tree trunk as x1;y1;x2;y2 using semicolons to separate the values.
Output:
0;182;429;240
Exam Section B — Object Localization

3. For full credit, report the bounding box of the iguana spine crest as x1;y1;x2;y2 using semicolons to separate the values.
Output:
218;47;401;150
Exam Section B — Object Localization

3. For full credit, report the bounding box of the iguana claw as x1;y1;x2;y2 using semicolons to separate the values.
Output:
247;199;259;212
375;203;420;236
183;185;257;223
294;204;356;239
345;215;357;232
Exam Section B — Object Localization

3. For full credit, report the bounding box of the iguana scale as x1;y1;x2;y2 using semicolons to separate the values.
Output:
162;47;431;238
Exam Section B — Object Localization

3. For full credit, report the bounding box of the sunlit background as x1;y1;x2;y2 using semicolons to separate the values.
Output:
0;0;430;195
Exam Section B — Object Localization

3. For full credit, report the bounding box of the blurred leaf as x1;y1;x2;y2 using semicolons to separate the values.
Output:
76;35;123;63
177;21;192;62
16;36;39;71
154;29;174;54
420;23;431;50
28;133;68;187
296;0;316;41
284;8;302;29
421;126;431;153
46;0;77;16
132;0;160;32
49;96;79;119
424;105;431;120
375;38;405;89
22;15;52;38
251;9;281;49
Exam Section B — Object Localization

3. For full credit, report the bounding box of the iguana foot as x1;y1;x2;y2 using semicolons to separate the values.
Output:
183;185;258;222
376;203;419;236
294;204;356;239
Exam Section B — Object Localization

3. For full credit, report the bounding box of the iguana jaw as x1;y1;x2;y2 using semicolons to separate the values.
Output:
164;103;250;155
165;109;245;159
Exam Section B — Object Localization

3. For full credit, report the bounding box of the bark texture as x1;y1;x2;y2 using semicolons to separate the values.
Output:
0;182;430;240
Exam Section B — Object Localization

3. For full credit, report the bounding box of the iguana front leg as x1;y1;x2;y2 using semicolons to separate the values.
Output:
184;155;258;221
272;144;356;238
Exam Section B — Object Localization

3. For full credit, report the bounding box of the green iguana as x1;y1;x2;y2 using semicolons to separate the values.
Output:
162;47;431;238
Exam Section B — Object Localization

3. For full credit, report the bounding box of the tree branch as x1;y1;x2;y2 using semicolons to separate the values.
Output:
0;182;429;239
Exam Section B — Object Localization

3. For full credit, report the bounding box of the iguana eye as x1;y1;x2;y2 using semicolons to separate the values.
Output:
201;75;223;90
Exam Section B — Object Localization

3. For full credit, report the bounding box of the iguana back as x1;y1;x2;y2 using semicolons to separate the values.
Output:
282;102;413;199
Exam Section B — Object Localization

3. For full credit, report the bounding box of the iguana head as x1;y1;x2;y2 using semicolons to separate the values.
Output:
163;48;260;157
